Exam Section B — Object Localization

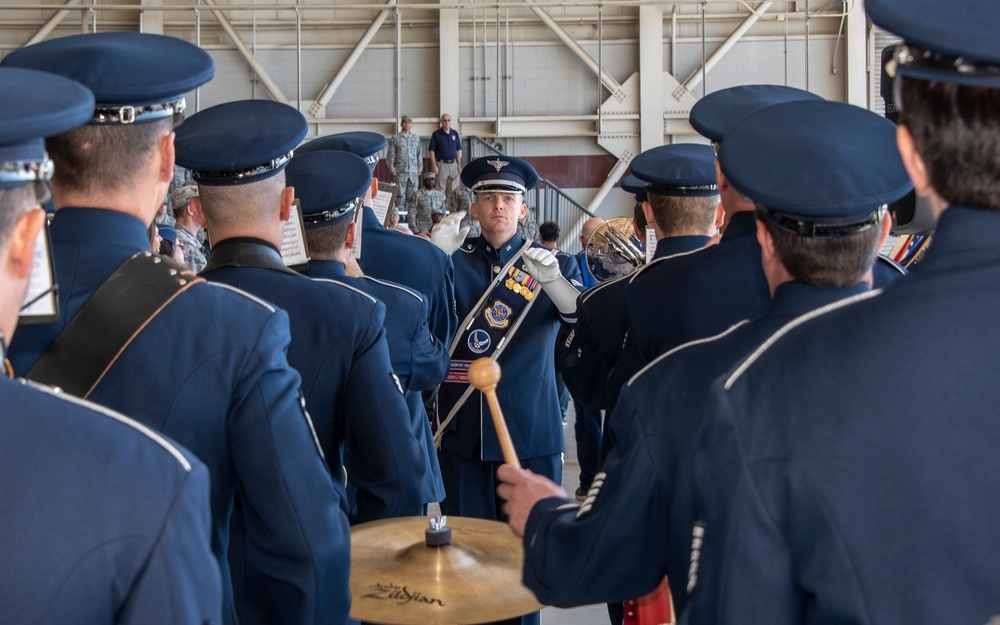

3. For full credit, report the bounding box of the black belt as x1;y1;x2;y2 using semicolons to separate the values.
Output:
438;159;456;164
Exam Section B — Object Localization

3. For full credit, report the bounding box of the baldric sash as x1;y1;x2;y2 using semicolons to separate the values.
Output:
26;251;202;398
434;240;540;447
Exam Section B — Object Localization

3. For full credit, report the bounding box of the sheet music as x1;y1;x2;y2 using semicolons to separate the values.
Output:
645;226;657;264
20;221;58;324
281;199;310;267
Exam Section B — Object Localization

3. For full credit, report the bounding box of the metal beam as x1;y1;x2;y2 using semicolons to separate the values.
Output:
202;0;288;104
308;0;396;118
673;1;774;101
586;154;632;215
23;0;81;47
520;0;625;101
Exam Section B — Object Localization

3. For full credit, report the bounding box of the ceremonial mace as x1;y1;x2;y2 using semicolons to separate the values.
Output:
468;357;520;469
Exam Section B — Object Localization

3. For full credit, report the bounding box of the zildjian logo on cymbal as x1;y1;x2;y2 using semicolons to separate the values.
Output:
363;582;445;607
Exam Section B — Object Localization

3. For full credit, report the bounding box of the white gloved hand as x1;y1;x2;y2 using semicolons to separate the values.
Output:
522;247;579;317
522;247;563;283
430;211;470;255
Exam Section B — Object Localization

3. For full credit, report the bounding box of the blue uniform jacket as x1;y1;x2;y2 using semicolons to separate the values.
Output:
521;282;869;616
303;259;448;504
443;234;583;462
688;206;1000;625
610;212;771;407
8;209;350;625
0;376;221;625
203;239;426;521
359;206;458;346
574;250;598;289
561;236;711;411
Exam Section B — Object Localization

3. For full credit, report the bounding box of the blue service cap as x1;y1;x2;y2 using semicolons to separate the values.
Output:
868;0;1000;88
461;156;538;194
174;100;307;186
158;224;177;244
629;144;718;198
689;85;823;144
2;32;214;125
620;174;647;203
296;132;387;170
720;100;913;237
0;67;94;190
285;150;371;229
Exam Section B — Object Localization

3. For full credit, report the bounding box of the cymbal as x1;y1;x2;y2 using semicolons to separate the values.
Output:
350;516;544;625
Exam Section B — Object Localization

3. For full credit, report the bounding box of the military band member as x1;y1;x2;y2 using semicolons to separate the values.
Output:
565;145;723;425
175;100;424;530
437;155;582;625
608;86;824;402
297;131;458;346
0;65;222;625
688;1;1000;622
559;176;647;413
287;149;450;511
3;34;346;625
499;99;909;619
386;115;422;220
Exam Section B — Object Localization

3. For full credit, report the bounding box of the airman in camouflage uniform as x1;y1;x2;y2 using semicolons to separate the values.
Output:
411;171;446;235
386;115;422;222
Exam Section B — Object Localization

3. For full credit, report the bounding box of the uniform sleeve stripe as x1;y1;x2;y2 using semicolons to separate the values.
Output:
723;289;883;390
310;277;379;304
24;381;193;472
627;319;751;387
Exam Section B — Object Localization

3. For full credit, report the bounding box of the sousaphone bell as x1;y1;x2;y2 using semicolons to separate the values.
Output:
586;216;645;282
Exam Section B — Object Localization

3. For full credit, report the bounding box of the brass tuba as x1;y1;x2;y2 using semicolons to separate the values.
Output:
586;217;645;282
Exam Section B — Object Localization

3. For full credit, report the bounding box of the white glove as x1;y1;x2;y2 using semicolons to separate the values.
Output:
430;211;470;254
522;247;578;317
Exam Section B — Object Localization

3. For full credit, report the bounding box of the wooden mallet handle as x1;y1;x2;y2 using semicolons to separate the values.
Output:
468;357;521;469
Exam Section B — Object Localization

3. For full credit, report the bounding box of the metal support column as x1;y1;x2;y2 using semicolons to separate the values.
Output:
844;0;867;107
439;0;460;123
639;5;664;151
